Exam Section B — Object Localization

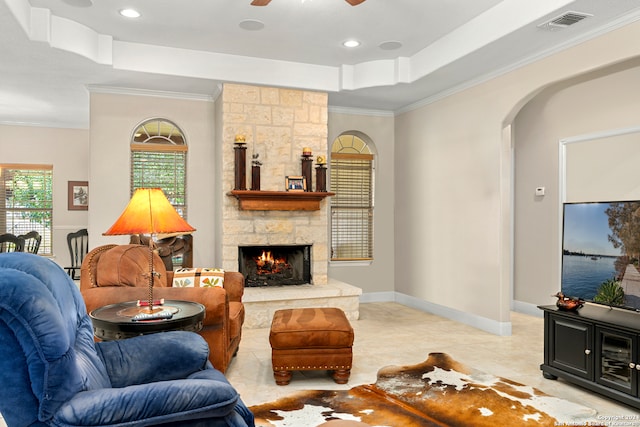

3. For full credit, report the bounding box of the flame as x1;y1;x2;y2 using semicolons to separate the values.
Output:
257;250;274;266
254;250;288;274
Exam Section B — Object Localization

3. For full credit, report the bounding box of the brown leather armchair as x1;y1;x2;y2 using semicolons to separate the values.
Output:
80;244;245;373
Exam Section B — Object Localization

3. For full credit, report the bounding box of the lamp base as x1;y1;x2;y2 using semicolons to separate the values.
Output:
118;305;179;317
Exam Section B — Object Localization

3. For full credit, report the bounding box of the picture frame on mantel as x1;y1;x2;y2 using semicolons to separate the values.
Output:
285;176;306;192
68;181;88;210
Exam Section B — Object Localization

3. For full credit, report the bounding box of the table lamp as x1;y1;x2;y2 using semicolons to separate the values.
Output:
103;188;195;314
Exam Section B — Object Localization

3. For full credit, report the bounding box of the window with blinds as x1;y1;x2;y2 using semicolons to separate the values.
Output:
0;164;53;254
130;119;187;218
330;134;374;261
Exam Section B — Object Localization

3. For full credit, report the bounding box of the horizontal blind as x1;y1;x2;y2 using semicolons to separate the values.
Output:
330;155;373;260
131;143;187;152
131;151;187;217
0;165;53;254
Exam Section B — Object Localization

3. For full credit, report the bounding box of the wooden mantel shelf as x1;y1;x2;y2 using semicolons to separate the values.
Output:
228;190;335;211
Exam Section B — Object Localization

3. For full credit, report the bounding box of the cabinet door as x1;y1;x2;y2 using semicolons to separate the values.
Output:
549;315;593;380
595;327;637;396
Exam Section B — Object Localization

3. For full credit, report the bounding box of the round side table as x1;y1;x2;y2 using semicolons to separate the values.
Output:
90;300;205;340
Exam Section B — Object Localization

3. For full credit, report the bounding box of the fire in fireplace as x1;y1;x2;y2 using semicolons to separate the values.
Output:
238;245;311;287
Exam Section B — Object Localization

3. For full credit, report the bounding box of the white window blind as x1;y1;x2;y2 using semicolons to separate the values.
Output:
0;164;53;254
131;149;187;216
330;152;374;261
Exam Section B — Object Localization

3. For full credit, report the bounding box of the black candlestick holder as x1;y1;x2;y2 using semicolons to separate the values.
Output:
315;164;327;192
301;156;313;192
251;153;261;191
234;143;247;190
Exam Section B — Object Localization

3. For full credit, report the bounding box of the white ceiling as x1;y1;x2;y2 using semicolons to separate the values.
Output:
2;0;640;129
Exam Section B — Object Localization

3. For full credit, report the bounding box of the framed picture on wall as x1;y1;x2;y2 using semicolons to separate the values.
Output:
68;181;88;210
285;176;306;192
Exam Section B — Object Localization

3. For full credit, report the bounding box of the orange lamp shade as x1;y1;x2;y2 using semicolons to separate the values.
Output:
103;188;195;236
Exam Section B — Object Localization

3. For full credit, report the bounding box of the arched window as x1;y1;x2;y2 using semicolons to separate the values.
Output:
130;118;188;218
330;132;374;261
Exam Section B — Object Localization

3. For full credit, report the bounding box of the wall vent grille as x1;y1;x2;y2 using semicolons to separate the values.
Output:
539;11;593;29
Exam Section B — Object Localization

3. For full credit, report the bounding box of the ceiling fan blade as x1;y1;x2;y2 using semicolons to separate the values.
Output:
345;0;366;5
251;0;271;5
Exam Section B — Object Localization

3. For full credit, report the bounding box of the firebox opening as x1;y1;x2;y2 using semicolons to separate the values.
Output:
239;245;311;287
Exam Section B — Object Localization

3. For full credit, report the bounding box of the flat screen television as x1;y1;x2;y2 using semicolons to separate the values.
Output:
561;201;640;311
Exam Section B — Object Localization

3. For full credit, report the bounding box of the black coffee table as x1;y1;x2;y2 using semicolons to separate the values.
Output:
90;300;205;340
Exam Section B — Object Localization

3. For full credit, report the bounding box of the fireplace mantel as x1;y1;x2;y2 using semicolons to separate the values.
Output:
228;190;334;211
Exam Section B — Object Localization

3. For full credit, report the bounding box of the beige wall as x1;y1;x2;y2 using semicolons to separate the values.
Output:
514;60;640;311
327;111;395;294
88;92;217;266
0;124;88;268
565;130;640;202
394;20;640;334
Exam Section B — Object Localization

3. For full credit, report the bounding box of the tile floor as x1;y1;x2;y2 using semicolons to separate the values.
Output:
2;302;638;426
227;302;639;419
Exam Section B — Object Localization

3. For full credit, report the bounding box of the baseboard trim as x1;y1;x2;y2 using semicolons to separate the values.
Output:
512;299;543;318
359;291;395;303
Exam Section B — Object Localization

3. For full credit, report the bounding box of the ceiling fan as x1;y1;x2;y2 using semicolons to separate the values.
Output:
251;0;366;5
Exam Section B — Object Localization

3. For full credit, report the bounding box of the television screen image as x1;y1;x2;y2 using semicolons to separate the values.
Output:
562;201;640;311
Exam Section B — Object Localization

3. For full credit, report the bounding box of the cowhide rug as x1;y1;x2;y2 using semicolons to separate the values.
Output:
250;352;600;427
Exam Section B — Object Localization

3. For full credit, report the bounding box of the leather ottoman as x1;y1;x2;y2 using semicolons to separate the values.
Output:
269;307;354;385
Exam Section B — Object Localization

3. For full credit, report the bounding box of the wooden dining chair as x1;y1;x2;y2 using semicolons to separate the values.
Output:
65;228;88;280
0;233;25;253
18;231;42;254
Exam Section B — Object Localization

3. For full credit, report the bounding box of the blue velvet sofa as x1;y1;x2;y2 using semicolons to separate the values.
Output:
0;252;255;427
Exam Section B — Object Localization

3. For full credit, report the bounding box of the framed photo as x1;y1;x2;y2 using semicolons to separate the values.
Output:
285;176;306;192
68;181;89;210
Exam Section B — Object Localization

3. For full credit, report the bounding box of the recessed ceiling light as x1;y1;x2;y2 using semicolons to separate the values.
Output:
379;41;402;51
343;40;360;48
239;19;265;31
119;8;141;18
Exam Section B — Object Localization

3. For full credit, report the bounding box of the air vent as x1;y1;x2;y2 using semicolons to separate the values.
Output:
538;11;593;29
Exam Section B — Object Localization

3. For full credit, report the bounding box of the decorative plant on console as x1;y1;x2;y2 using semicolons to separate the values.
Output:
593;278;625;306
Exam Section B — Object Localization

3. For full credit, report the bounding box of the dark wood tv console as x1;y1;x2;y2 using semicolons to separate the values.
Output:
539;304;640;409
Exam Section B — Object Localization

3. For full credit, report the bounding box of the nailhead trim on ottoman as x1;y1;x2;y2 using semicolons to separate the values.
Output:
269;307;354;385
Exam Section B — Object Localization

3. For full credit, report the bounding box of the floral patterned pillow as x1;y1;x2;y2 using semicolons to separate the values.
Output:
172;267;224;288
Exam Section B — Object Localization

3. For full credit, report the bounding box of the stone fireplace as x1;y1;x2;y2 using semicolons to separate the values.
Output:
219;83;330;284
219;83;360;328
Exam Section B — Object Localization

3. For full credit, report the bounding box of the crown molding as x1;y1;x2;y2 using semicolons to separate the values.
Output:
86;85;220;102
328;105;394;117
0;120;88;130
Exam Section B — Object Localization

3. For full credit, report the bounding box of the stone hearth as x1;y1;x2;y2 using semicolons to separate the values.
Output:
243;279;361;329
